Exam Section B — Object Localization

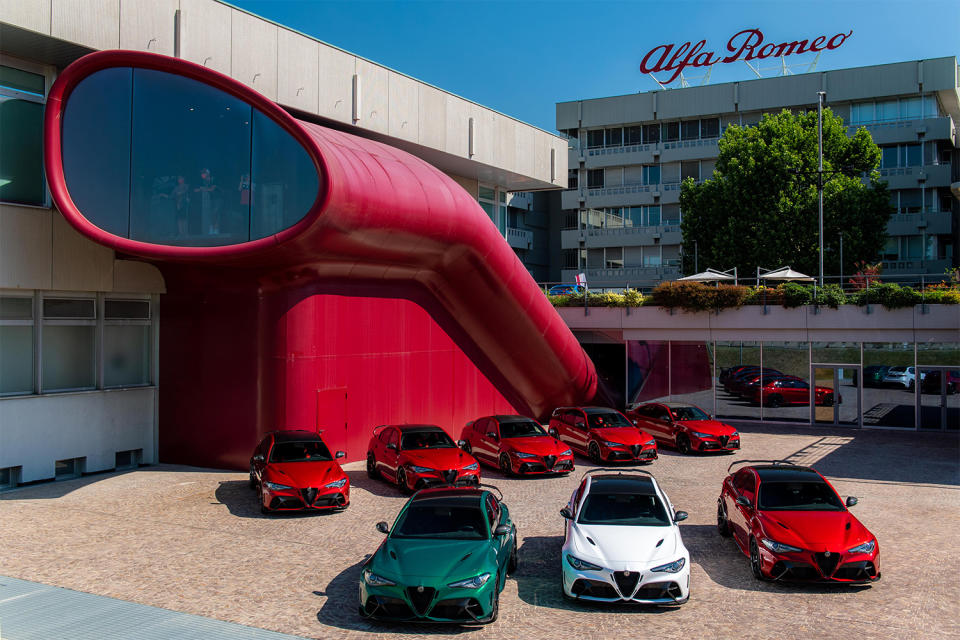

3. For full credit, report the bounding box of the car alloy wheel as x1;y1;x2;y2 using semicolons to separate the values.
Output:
766;394;783;408
499;453;513;476
396;467;411;494
366;453;380;480
248;466;257;489
717;502;731;537
485;572;500;624
749;538;765;580
588;441;602;465
677;434;692;455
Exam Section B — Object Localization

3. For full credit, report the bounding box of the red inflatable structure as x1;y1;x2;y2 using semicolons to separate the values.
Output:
44;51;597;468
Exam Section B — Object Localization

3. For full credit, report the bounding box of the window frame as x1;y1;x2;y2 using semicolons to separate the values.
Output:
102;295;153;389
0;292;37;396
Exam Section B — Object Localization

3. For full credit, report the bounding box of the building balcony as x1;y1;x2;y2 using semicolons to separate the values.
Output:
579;138;720;168
849;116;955;145
880;258;953;276
561;262;682;288
507;226;533;250
505;191;533;210
886;211;954;236
877;163;953;190
561;224;682;250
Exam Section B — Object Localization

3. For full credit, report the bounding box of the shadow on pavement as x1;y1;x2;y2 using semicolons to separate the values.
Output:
214;479;344;519
314;559;480;635
346;469;408;499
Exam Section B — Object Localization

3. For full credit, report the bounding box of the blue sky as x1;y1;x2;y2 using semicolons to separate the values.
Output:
232;0;960;132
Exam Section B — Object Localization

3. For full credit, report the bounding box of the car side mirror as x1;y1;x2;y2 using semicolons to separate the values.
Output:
486;432;498;441
560;507;573;520
335;451;346;459
673;511;688;522
548;427;558;437
632;419;639;426
386;443;397;451
375;521;390;534
846;496;858;508
735;495;752;508
457;439;468;449
253;454;264;462
493;524;511;536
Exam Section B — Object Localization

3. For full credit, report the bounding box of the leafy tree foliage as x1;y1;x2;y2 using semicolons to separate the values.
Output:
680;109;892;279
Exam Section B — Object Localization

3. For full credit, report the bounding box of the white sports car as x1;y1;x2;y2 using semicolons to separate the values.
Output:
560;469;690;604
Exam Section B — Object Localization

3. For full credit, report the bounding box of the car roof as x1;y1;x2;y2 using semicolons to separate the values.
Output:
411;487;485;504
395;424;444;433
494;415;538;423
583;407;622;415
660;402;698;408
588;474;657;495
272;430;324;443
752;466;824;482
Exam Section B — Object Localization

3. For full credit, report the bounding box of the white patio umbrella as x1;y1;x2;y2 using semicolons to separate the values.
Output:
759;266;815;282
678;268;736;282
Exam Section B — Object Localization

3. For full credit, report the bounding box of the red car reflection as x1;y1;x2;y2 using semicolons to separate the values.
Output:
249;430;349;514
628;402;740;454
460;415;574;476
748;378;836;407
548;407;657;464
366;424;480;493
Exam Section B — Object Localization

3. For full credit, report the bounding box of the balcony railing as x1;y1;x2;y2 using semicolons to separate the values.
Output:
584;180;687;198
506;226;533;250
577;224;682;237
584;137;720;157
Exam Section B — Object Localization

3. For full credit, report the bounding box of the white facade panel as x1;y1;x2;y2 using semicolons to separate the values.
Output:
119;0;176;55
276;28;318;114
3;0;51;35
444;94;470;158
51;215;114;292
230;8;277;100
387;70;419;143
355;58;389;134
178;0;231;75
0;205;52;290
0;388;157;483
316;44;355;124
51;0;119;50
417;83;447;150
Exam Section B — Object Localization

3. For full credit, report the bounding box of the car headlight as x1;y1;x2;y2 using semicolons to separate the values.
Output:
263;481;293;491
602;441;623;448
565;554;603;572
513;452;537;459
691;431;712;438
645;439;656;446
463;462;478;471
447;572;491;589
363;569;396;587
324;478;347;489
761;538;803;553
408;465;434;474
560;449;572;456
848;540;876;554
651;558;686;573
730;431;739;438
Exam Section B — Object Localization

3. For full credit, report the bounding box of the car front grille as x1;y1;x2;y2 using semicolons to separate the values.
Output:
544;455;557;469
612;571;640;598
571;579;618;599
442;470;458;484
301;487;318;505
406;586;436;615
630;445;641;457
814;552;841;578
718;436;729;447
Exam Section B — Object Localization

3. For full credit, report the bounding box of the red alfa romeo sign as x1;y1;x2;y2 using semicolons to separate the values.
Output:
640;28;853;84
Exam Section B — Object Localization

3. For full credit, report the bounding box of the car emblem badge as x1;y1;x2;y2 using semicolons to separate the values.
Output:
417;585;424;593
623;571;630;576
824;551;831;557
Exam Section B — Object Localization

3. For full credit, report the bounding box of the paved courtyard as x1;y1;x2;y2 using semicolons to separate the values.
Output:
1;423;958;640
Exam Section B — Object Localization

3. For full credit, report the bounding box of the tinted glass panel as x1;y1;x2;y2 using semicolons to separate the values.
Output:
42;325;95;391
0;97;45;205
62;67;133;236
104;299;150;319
104;325;150;387
250;110;319;240
0;66;44;95
0;297;32;320
43;298;95;319
0;326;33;395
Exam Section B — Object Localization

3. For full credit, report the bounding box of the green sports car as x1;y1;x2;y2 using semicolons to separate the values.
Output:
358;486;517;624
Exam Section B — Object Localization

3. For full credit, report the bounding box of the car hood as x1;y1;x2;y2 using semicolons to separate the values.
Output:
678;420;736;436
401;448;476;469
570;523;680;565
758;510;872;550
591;426;651;444
503;436;569;456
373;537;496;582
264;461;344;487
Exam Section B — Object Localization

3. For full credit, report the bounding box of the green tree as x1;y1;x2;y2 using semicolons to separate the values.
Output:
680;109;892;280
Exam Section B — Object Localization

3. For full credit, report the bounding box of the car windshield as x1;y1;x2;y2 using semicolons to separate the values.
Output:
500;420;546;438
588;412;632;429
578;492;670;526
889;367;906;373
671;406;710;421
269;440;332;463
401;430;456;450
391;501;488;540
758;481;844;511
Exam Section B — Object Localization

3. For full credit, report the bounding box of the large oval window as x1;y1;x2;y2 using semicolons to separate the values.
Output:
61;67;319;247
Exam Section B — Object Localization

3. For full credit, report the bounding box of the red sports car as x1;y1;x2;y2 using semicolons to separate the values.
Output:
628;402;740;454
717;461;880;583
461;415;574;476
747;378;836;407
249;430;349;514
548;407;657;464
366;424;480;493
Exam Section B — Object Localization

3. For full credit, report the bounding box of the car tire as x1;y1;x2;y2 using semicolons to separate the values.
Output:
676;434;692;455
766;395;783;409
717;502;731;537
749;538;765;580
499;454;513;477
366;453;380;480
588;441;602;465
260;503;270;515
507;540;518;575
396;467;412;494
908;380;915;390
248;466;257;489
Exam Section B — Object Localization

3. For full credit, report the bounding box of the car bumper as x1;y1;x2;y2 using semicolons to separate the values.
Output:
561;560;689;605
602;445;657;463
509;456;575;475
359;580;496;623
262;486;349;512
694;437;740;452
406;469;480;491
757;547;881;583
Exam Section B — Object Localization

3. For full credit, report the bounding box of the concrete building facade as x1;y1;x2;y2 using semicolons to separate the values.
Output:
557;58;960;288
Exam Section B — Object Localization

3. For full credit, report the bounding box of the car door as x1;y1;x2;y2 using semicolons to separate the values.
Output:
380;427;400;480
649;405;674;440
252;434;272;483
568;410;592;453
473;418;499;464
632;405;659;439
727;469;757;548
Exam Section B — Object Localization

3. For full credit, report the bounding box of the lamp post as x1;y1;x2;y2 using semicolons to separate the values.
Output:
817;90;826;288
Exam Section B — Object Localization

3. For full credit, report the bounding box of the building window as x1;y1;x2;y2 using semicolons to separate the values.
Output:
587;169;604;189
700;118;720;139
605;247;624;269
586;130;604;149
0;62;48;206
641;165;660;186
625;126;643;145
41;297;96;392
681;120;699;141
881;144;921;168
103;299;151;388
681;161;700;181
643;124;660;144
55;457;85;479
0;296;34;396
567;169;578;190
605;127;622;147
850;96;941;125
664;122;680;142
561;249;579;269
605;208;624;229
